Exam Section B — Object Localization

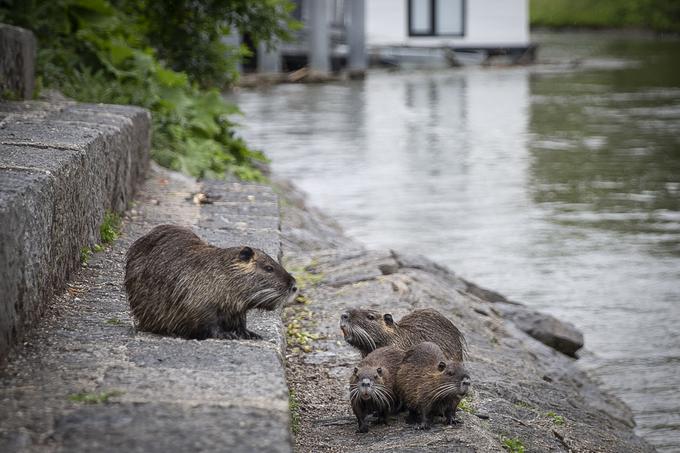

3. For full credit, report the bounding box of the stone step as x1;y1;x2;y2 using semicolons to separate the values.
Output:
0;100;150;361
0;165;292;452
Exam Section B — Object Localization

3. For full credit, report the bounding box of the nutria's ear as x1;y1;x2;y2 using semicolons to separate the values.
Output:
383;313;394;325
438;361;446;372
238;246;254;261
353;367;358;375
377;367;383;375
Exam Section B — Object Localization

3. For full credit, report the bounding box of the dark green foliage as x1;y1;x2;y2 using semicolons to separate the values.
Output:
0;0;286;180
531;0;680;33
120;0;299;88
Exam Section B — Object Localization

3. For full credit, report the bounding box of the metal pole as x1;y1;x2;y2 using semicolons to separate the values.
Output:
257;41;281;73
347;0;366;77
309;0;330;74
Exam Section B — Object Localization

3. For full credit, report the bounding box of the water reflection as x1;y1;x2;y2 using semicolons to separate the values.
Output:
230;32;680;450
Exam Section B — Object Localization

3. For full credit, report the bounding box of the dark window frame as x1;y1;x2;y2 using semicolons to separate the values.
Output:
407;0;466;37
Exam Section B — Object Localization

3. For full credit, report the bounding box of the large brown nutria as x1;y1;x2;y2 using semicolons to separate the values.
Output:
349;345;405;433
339;308;466;360
124;224;297;340
396;342;470;430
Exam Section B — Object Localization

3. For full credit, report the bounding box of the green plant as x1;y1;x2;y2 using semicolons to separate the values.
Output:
0;0;282;180
80;247;92;264
69;390;123;404
547;411;566;426
458;397;475;414
100;211;121;244
289;389;301;435
502;437;526;453
123;0;300;88
106;317;123;326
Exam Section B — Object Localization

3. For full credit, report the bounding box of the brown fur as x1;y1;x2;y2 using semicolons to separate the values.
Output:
340;308;466;360
349;346;405;433
124;224;297;340
396;342;470;430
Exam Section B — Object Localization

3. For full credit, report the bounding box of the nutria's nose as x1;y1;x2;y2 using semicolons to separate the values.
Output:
341;312;349;321
289;276;297;292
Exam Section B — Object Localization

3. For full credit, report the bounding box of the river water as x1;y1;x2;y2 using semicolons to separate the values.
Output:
231;31;680;451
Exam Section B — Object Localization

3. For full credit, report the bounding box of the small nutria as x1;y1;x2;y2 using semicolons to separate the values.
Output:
349;345;405;433
396;342;471;430
124;224;297;340
340;308;466;360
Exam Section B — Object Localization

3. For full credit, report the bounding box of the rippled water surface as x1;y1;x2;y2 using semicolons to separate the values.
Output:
231;32;680;451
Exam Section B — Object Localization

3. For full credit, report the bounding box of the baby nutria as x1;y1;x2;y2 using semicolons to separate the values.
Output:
349;345;405;433
396;342;470;430
125;224;297;340
340;308;466;360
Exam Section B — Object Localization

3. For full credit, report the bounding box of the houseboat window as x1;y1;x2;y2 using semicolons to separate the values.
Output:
411;0;432;34
408;0;465;36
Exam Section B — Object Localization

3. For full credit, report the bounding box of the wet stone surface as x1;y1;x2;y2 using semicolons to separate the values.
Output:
278;183;654;453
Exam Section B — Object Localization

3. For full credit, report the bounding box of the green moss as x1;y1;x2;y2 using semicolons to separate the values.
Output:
289;389;301;435
100;211;121;244
80;247;92;264
502;437;526;453
93;243;104;253
514;400;534;410
69;390;123;404
547;411;566;425
285;307;319;353
106;318;123;326
458;397;476;414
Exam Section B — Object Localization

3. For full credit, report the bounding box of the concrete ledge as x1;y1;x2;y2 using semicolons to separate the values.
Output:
0;24;36;100
0;100;150;361
0;166;292;452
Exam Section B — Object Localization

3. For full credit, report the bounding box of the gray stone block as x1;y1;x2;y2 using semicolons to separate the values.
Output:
53;403;291;453
0;101;150;361
0;24;36;100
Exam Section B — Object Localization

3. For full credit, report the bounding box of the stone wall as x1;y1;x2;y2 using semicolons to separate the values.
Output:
0;100;150;361
0;24;36;100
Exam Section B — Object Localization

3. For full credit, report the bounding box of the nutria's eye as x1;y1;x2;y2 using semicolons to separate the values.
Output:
264;265;274;273
367;314;375;320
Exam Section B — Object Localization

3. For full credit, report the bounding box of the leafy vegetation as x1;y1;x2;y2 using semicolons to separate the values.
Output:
531;0;680;33
458;396;475;414
100;211;121;244
547;411;566;426
0;0;298;180
502;437;526;453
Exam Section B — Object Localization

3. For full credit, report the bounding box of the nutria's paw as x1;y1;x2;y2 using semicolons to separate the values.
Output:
356;425;369;433
416;423;431;431
208;328;239;340
446;416;462;425
237;329;262;340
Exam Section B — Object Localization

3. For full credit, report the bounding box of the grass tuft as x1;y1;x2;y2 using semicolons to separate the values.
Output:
289;389;301;435
502;437;525;453
69;390;122;404
100;211;121;244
